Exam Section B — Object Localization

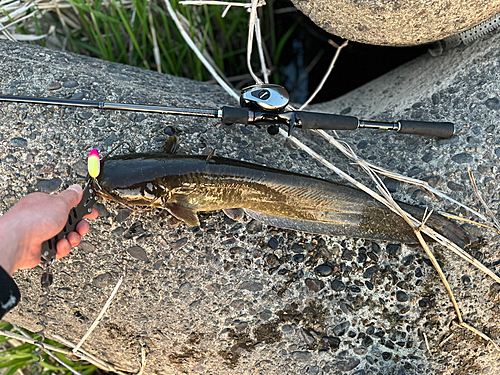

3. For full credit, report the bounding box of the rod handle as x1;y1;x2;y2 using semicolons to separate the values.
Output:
221;106;249;125
397;120;455;138
296;111;359;130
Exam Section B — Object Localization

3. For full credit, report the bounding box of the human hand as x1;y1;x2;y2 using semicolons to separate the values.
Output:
0;185;98;275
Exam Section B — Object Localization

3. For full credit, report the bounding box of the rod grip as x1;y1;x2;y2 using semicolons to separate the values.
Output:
296;111;359;130
398;120;455;138
221;106;249;125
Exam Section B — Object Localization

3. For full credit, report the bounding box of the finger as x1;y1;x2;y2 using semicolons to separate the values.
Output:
58;184;83;210
56;238;72;259
75;220;90;236
83;207;99;220
66;231;82;247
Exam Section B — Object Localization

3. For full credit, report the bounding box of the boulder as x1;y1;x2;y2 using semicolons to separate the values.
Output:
290;0;500;46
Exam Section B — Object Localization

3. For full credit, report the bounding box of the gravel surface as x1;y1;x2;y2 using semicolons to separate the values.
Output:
1;32;500;375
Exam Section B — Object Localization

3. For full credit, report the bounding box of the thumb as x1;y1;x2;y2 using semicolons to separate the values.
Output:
58;184;83;209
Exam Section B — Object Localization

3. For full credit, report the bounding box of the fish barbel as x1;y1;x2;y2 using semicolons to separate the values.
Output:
96;153;469;246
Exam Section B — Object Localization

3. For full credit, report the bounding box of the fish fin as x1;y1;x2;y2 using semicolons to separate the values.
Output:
398;202;470;248
162;135;180;154
164;203;200;226
243;209;419;243
223;208;245;221
206;149;216;163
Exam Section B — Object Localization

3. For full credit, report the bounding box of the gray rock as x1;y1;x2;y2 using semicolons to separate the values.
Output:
290;0;500;46
239;281;263;292
126;246;148;261
36;178;62;192
9;137;27;147
292;351;312;362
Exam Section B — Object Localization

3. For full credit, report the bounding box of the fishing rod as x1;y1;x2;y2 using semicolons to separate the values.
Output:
0;84;455;138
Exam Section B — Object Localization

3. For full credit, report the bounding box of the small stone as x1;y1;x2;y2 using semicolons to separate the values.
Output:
9;137;28;147
353;347;367;355
331;279;345;291
348;285;361;293
293;254;305;262
365;281;374;290
78;112;93;120
246;220;262;233
36;178;62;193
336;358;360;371
451;152;473;164
266;254;278;266
4;155;17;163
127;246;148;261
291;351;312;362
179;282;191;293
314;264;333;277
230;299;245;310
153;260;164;270
291;243;304;253
171;237;188;251
71;92;86;100
485;97;500;110
268;237;279;249
363;265;377;279
447;181;466;191
92;272;113;288
402;254;414;266
362;335;373;347
78;241;95;252
342;250;353;261
495;147;500;158
367;252;378;262
333;321;350;336
415;267;423;278
305;278;324;292
382;177;399;192
63;80;79;88
259;309;273;321
357;140;368;149
489;283;500;296
307;365;320;375
396;291;409;302
239;281;263;292
94;203;109;218
386;244;401;256
115;209;131;222
300;328;316;346
418;298;430;308
382;352;392;361
47;82;62;90
357;253;367;263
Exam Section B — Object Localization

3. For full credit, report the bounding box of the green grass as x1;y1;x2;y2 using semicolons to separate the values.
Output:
0;321;98;374
8;0;295;84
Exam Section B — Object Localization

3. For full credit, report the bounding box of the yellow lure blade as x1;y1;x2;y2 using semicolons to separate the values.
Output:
88;149;100;178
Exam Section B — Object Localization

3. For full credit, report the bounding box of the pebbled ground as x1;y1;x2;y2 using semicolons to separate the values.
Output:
1;30;500;375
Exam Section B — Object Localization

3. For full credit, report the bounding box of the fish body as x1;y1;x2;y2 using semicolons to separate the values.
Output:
96;153;469;246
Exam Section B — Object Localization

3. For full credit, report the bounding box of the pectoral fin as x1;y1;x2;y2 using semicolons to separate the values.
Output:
165;203;200;226
162;135;180;154
223;208;245;221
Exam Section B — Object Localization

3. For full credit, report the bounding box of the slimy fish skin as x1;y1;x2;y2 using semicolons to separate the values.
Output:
96;153;470;246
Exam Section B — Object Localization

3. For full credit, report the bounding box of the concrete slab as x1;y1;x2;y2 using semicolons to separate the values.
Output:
0;32;499;375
